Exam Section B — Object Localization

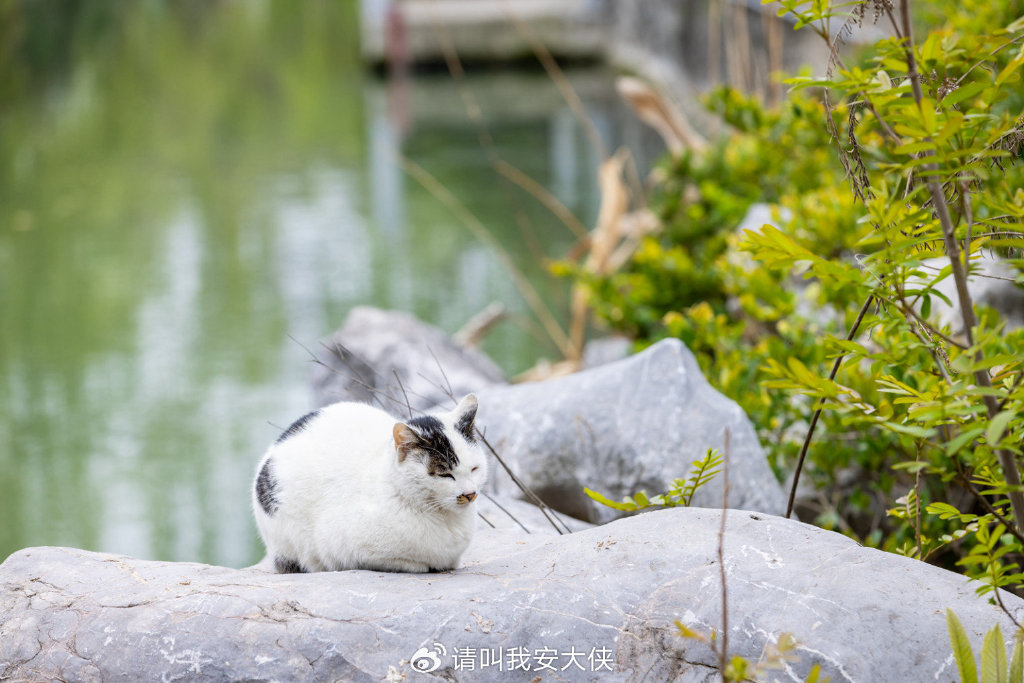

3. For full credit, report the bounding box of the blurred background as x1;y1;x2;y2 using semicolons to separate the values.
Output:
0;0;822;567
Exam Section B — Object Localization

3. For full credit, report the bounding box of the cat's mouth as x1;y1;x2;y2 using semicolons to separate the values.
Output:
456;492;477;506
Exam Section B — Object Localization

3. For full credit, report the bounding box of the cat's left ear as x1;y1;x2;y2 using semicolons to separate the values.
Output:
452;394;478;441
393;423;419;463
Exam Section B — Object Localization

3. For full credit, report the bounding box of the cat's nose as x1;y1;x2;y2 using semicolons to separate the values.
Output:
457;491;477;505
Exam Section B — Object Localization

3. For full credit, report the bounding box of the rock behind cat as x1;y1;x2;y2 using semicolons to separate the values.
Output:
253;394;487;573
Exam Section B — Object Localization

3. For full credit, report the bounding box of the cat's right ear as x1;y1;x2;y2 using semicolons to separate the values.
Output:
393;423;418;462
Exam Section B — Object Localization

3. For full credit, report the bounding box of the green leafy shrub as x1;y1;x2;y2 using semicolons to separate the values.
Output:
574;0;1024;592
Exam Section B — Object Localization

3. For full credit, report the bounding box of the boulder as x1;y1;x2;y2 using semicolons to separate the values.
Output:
311;306;506;413
476;338;787;523
582;335;633;369
2;508;1019;682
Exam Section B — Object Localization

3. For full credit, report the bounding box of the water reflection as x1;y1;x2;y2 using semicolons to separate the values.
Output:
0;3;649;566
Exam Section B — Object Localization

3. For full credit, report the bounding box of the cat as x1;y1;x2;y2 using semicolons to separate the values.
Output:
252;394;487;574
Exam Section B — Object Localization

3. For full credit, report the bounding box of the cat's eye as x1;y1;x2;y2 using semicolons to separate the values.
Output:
439;473;455;480
471;467;479;473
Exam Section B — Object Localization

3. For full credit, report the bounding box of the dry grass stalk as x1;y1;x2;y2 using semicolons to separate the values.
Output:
565;148;661;364
453;302;507;348
616;77;708;156
401;156;573;358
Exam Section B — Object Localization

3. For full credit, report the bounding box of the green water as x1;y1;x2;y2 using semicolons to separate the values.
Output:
0;3;617;566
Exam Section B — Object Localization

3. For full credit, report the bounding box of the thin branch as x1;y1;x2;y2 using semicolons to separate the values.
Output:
290;335;391;410
959;474;1024;549
428;8;547;265
392;369;413;420
907;318;955;384
962;182;974;262
493;159;590;242
787;293;875;518
914;443;923;560
893;295;969;350
426;345;457;403
480;491;530;534
400;156;573;357
477;429;569;535
953;33;1024;89
499;2;607;162
717;428;731;679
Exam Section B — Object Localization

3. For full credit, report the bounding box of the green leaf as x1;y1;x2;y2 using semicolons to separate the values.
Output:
1009;629;1022;683
948;609;979;683
894;140;937;156
947;427;986;457
986;411;1016;447
680;448;723;506
928;501;964;519
943;81;989;107
583;488;637;511
996;44;1024;86
981;623;1006;683
675;620;709;643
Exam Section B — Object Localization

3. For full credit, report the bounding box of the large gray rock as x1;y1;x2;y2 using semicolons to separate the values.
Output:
476;338;786;523
2;508;1019;682
312;306;506;412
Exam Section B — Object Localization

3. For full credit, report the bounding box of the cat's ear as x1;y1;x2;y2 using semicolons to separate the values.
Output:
393;423;419;462
453;394;478;441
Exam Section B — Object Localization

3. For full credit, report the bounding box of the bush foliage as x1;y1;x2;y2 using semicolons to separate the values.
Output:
575;0;1024;595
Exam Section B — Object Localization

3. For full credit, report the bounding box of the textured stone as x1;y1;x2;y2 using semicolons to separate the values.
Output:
476;338;786;523
2;508;1020;682
311;306;506;413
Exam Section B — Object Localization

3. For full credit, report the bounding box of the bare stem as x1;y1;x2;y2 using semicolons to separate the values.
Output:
477;430;570;535
787;293;875;518
401;156;573;357
914;443;923;560
717;428;731;679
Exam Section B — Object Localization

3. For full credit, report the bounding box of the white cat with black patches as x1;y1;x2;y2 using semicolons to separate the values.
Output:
252;394;487;574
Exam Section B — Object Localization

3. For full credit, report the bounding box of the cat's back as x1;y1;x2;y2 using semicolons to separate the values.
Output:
267;400;396;486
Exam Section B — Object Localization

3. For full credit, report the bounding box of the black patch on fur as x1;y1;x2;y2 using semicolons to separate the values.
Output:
455;409;477;443
275;410;320;444
408;415;459;473
275;556;307;574
256;458;280;516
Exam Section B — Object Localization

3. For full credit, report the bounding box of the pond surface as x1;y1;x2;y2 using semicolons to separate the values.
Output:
0;3;649;566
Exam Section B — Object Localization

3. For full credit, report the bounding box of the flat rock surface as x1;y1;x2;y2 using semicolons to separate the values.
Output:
2;508;1019;682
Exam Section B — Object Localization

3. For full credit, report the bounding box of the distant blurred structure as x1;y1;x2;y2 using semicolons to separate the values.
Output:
361;0;606;67
360;0;832;106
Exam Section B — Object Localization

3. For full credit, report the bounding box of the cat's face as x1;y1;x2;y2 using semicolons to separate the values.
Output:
392;394;488;513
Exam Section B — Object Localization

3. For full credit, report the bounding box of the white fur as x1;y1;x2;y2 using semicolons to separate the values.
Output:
252;395;487;573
